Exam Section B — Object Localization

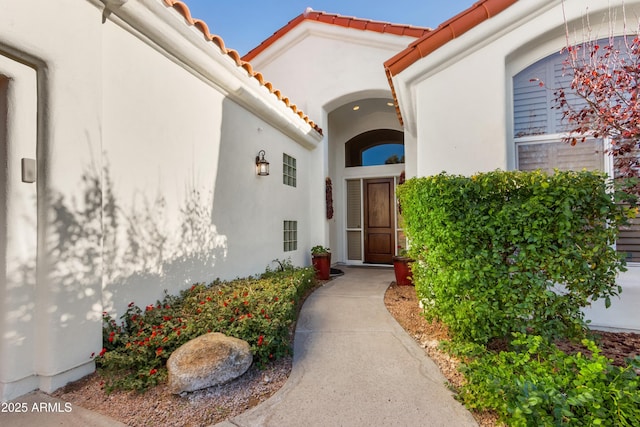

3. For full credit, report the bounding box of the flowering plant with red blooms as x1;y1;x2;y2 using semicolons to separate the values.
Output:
95;260;316;392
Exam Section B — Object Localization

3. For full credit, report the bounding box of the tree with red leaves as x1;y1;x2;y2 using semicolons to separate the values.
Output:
554;33;640;194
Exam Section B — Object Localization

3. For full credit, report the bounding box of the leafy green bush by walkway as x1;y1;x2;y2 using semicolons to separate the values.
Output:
398;170;639;425
397;170;630;345
95;262;316;392
457;334;640;426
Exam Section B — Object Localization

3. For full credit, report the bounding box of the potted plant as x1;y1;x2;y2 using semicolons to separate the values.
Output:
392;248;413;286
311;245;331;280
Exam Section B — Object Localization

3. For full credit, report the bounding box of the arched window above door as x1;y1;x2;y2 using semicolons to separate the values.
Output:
345;129;404;167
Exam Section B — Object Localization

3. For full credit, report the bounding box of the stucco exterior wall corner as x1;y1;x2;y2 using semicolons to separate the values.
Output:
403;131;418;179
37;360;96;394
235;82;323;149
389;72;417;136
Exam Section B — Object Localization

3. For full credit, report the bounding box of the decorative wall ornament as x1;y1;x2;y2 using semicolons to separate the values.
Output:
398;171;406;215
325;177;334;220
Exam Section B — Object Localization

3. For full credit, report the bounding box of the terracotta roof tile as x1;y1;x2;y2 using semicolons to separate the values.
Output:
384;0;518;125
350;19;368;31
384;0;517;78
242;9;431;62
162;0;322;135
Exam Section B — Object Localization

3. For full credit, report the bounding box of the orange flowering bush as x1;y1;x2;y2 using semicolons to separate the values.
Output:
95;262;315;392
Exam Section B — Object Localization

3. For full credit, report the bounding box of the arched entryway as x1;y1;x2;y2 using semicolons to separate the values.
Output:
326;97;405;266
345;129;404;264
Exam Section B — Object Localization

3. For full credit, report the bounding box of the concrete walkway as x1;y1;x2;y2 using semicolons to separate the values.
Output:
216;266;477;427
1;266;477;427
0;390;126;427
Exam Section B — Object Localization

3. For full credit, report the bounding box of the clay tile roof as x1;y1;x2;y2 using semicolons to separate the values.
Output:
242;8;431;62
384;0;517;77
384;0;518;124
162;0;322;135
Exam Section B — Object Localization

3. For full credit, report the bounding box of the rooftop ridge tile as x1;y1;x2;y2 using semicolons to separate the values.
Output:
242;9;431;62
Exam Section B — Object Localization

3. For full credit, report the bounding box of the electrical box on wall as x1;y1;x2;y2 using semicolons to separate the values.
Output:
21;158;36;183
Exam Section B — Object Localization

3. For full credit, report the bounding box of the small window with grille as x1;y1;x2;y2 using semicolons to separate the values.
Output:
283;153;297;187
284;220;297;252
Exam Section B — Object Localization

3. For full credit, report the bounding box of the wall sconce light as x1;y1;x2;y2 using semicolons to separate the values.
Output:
255;150;270;176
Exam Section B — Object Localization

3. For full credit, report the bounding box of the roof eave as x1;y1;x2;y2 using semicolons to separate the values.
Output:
103;0;323;144
384;0;519;126
385;0;518;77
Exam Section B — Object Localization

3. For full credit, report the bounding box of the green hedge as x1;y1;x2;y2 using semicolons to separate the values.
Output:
397;170;629;344
458;334;640;426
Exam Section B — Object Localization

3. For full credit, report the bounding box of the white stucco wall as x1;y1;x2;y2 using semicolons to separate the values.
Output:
100;17;314;316
394;0;640;331
0;0;104;400
0;0;321;400
250;23;418;124
397;0;640;174
414;54;508;176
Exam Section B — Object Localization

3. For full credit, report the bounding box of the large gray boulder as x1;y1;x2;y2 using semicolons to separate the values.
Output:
167;332;252;394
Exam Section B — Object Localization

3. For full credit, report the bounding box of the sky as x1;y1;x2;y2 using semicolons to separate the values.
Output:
180;0;478;56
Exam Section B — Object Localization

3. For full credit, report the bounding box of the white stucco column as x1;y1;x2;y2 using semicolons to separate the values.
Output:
0;55;39;401
34;64;104;393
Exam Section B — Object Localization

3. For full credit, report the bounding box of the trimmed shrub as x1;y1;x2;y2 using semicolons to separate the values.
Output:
397;170;629;344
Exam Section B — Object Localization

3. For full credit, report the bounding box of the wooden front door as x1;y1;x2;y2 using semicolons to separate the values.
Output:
364;178;395;264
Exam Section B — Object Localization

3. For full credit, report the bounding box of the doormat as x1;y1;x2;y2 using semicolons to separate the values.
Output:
330;268;344;277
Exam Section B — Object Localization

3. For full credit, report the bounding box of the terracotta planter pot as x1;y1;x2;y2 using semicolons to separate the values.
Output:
312;253;331;280
393;256;413;286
